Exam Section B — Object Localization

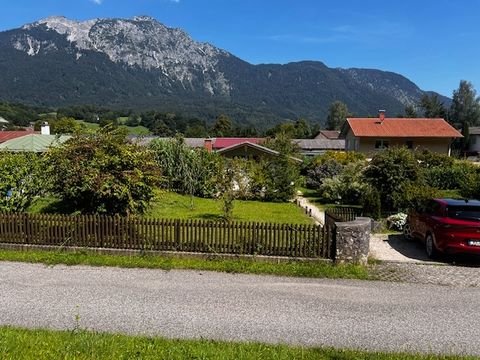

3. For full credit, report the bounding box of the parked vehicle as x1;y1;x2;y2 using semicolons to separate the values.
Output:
404;198;480;258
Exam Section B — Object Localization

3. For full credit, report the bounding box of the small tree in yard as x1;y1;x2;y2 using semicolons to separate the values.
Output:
45;127;160;215
263;132;300;202
326;101;350;131
0;152;46;212
363;147;421;211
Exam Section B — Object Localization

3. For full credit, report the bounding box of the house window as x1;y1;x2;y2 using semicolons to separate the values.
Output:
406;140;413;149
375;140;389;149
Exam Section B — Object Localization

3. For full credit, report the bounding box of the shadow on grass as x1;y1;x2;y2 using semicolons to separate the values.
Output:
30;198;76;215
197;213;225;221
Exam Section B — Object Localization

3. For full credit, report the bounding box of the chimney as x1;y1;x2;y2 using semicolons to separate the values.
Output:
204;138;213;153
379;110;386;122
40;121;50;135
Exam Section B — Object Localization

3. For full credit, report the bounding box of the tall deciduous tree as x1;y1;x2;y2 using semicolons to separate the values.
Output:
326;101;349;130
450;80;480;128
211;114;233;137
404;104;418;118
419;94;447;118
265;119;312;139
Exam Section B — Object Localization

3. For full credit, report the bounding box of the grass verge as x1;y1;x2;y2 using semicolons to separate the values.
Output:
0;326;473;360
0;248;369;280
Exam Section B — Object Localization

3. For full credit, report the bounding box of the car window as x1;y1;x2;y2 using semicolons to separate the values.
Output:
422;200;441;215
446;205;480;221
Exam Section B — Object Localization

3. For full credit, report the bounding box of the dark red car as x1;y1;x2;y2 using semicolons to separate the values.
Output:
404;198;480;258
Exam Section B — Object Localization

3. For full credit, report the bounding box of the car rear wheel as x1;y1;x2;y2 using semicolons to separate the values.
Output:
425;234;438;259
403;223;412;240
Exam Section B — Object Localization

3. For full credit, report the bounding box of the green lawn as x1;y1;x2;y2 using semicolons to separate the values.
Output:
28;191;313;224
76;120;151;136
0;327;471;360
121;125;151;136
76;120;100;130
146;191;314;224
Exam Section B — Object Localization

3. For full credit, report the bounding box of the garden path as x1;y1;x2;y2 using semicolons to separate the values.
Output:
294;195;324;225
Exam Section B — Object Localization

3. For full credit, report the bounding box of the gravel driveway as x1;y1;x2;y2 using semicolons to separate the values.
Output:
1;261;480;356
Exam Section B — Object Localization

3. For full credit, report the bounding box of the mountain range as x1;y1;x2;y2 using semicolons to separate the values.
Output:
0;16;450;127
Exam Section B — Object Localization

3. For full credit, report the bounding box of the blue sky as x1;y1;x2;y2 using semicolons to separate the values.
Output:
0;0;478;97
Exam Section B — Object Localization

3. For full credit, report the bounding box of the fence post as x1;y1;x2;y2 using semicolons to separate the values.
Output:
175;219;181;250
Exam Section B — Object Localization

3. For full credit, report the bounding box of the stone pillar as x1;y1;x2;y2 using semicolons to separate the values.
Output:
334;217;370;265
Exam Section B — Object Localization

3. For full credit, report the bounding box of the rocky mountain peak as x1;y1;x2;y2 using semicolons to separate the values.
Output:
0;16;450;124
132;15;158;22
14;15;231;94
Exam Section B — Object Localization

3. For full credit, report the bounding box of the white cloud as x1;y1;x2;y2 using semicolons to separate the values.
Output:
90;0;103;5
169;0;180;3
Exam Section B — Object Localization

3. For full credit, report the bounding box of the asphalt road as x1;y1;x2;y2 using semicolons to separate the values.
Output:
1;262;479;356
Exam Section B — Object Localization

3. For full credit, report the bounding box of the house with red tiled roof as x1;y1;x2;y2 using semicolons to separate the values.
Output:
0;129;37;143
135;136;344;157
340;111;462;156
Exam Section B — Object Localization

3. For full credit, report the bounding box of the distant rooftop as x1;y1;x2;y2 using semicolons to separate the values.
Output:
0;134;70;152
344;118;462;138
0;129;36;143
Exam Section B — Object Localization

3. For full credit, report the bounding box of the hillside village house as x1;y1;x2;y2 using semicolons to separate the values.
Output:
0;123;70;152
467;127;480;154
340;111;462;156
135;137;344;158
0;128;37;143
314;130;340;140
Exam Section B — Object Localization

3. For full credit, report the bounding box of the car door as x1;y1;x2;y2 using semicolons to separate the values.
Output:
421;200;443;240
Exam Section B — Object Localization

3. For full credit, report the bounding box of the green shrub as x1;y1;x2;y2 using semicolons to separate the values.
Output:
459;167;480;200
414;149;455;168
305;158;343;189
364;147;421;211
150;137;222;198
360;186;382;220
319;161;369;205
423;161;477;190
261;133;301;202
46;127;160;215
393;182;442;212
310;150;366;166
0;152;47;212
263;154;299;202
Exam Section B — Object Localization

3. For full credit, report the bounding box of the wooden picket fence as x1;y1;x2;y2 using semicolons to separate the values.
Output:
324;207;363;222
0;213;329;258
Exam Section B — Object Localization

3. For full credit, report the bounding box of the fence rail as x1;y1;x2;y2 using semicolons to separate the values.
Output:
0;213;328;258
324;207;363;222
